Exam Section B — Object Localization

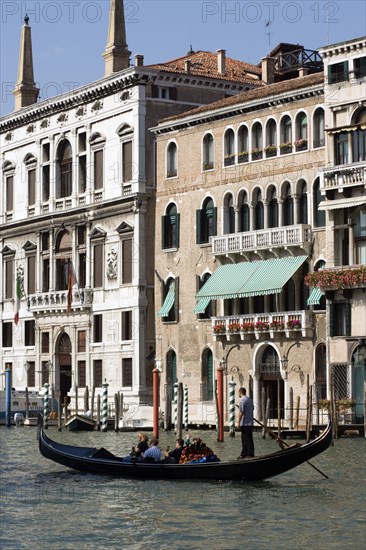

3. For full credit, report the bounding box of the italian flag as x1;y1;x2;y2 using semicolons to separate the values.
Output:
14;274;23;325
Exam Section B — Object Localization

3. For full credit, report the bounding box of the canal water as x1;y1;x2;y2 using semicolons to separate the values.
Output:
0;426;365;550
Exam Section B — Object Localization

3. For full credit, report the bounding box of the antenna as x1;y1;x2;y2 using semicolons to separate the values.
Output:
265;20;272;48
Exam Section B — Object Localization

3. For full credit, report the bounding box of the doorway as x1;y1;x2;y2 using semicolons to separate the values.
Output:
56;332;72;404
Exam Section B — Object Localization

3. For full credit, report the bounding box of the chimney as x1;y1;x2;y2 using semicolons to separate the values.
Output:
261;57;276;84
217;49;226;75
298;67;309;77
184;60;191;75
135;54;144;67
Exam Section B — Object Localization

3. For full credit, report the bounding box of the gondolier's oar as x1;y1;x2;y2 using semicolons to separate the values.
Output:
254;418;329;480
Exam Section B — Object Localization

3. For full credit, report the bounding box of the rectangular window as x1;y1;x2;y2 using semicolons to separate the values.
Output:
77;225;86;245
335;133;349;166
27;255;36;294
42;165;50;201
27;361;35;387
2;322;13;347
354;56;366;79
93;360;103;387
28;169;36;206
41;232;49;251
79;155;86;193
41;332;49;353
78;253;86;288
122;141;133;182
41;361;49;386
122;239;132;284
25;320;35;346
328;61;349;84
42;258;50;292
330;302;351;337
93;314;102;343
6;175;13;211
42;143;50;162
122;358;133;387
78;330;86;352
94;150;104;190
78;360;86;387
122;310;132;340
5;259;14;299
93;243;104;287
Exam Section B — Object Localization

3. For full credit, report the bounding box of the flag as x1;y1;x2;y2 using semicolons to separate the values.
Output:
66;260;77;314
14;274;24;325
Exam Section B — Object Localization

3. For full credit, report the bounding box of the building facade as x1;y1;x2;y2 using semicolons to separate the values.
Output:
153;38;366;425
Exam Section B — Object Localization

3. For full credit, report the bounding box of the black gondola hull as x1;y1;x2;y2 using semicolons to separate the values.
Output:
39;422;332;481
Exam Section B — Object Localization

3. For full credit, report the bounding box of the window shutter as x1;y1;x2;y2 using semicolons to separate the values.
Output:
176;213;180;248
161;215;167;249
343;61;349;81
174;277;179;322
212;207;218;237
345;301;351;336
196;209;202;244
329;303;334;337
94;150;104;190
169;87;177;101
28;169;36;206
151;84;158;98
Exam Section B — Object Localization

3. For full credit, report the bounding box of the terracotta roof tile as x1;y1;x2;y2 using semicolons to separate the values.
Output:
160;72;324;124
147;50;263;85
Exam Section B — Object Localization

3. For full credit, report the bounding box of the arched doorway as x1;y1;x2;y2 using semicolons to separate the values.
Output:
351;342;366;422
259;345;284;419
56;332;72;403
166;349;177;400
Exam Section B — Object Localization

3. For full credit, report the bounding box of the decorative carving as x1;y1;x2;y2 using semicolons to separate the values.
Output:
107;248;118;280
91;100;103;113
121;91;130;101
40;118;50;129
26;124;36;134
57;113;68;124
5;132;13;142
75;106;86;118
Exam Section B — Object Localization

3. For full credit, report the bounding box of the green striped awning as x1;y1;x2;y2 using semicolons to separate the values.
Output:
157;281;175;317
307;287;324;306
196;256;307;300
194;296;211;314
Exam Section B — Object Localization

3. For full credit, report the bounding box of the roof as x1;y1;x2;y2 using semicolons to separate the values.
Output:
160;72;324;125
147;50;263;85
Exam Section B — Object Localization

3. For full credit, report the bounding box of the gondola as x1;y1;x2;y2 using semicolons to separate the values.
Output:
38;421;332;481
64;414;96;432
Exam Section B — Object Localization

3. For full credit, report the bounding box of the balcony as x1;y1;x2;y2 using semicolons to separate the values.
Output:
212;225;312;257
212;311;313;340
305;265;366;292
27;288;93;314
319;161;366;193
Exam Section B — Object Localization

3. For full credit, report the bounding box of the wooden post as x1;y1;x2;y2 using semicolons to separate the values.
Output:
58;393;62;431
25;387;29;420
114;393;119;432
177;383;183;440
305;374;310;441
261;386;266;423
120;392;124;420
51;386;55;415
306;382;312;442
364;380;366;440
164;393;171;431
84;386;89;413
295;396;300;431
262;397;270;439
96;394;101;430
314;382;319;426
277;379;281;440
331;368;338;440
217;366;224;442
64;396;68;424
91;385;95;420
75;385;78;416
289;387;294;430
152;368;160;438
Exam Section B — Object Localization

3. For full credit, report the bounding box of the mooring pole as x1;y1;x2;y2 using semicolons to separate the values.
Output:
184;384;189;431
153;367;160;438
101;379;109;432
229;378;236;437
217;365;224;442
5;365;12;428
43;383;50;429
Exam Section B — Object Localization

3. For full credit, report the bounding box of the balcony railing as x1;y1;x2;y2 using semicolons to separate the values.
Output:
27;288;93;313
319;161;366;192
212;310;313;340
212;224;312;256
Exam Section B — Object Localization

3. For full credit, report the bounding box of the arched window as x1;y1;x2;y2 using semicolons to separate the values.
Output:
55;230;72;290
198;273;215;319
300;262;309;310
203;133;214;171
265;119;277;157
3;161;15;212
24;154;37;207
268;187;278;228
313;178;325;227
238;126;249;163
224;193;235;234
254;189;264;230
158;276;179;323
260;346;283;419
283;183;294;226
313;108;325;148
238;191;250;232
196;197;217;244
167;142;177;178
280;115;293;154
315;344;326;400
298;180;308;224
201;348;213;401
224;129;235;166
295;112;308;150
251;122;263;159
162;203;180;249
313;260;326;310
353;207;366;264
166;349;177;386
351;108;366;163
56;140;72;198
283;277;295;311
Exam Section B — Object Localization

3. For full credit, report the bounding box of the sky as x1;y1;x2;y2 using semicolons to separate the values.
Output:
1;0;365;116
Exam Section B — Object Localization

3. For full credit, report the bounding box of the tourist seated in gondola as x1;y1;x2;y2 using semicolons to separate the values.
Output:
179;437;220;464
166;438;185;463
142;438;164;462
131;432;149;457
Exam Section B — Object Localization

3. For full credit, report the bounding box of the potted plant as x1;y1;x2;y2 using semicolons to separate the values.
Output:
228;321;241;333
203;161;214;171
269;320;285;330
279;142;293;154
241;322;255;332
255;321;269;331
286;319;302;330
237;151;249;163
213;323;226;334
305;266;366;290
295;138;308;151
264;144;277;158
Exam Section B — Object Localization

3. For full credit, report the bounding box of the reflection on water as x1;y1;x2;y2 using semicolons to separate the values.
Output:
0;427;364;550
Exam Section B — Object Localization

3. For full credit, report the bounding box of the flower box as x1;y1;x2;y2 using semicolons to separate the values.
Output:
305;267;366;290
295;138;307;151
224;155;235;167
269;321;285;330
238;152;248;164
227;322;241;333
251;149;263;161
241;322;255;332
213;324;226;334
264;145;277;158
254;321;270;331
280;142;292;155
286;320;302;330
203;161;214;171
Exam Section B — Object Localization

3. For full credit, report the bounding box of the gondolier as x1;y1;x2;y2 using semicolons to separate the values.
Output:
237;387;254;459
